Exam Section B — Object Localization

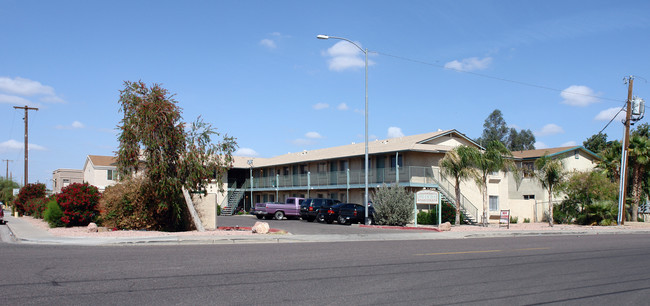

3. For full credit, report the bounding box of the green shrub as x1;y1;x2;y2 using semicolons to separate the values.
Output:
100;177;156;230
576;201;617;225
25;197;49;218
372;184;413;226
416;201;464;225
44;199;65;228
14;183;46;216
217;204;222;216
510;216;519;224
56;182;101;226
523;218;530;223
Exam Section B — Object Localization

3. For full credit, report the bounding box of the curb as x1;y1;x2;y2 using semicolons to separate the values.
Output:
359;225;442;232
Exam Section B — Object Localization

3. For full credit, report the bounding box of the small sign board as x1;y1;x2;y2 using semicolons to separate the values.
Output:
416;190;439;205
13;188;20;196
499;209;510;229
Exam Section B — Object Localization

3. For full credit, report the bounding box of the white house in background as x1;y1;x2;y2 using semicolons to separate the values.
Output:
52;169;83;193
82;155;118;192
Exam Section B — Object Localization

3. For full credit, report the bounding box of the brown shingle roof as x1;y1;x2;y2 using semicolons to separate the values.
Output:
231;129;479;168
88;155;117;167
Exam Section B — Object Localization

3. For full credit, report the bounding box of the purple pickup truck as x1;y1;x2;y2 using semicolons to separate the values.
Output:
253;197;305;220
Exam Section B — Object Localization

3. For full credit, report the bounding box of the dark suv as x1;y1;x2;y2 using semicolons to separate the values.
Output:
338;203;375;225
300;198;340;222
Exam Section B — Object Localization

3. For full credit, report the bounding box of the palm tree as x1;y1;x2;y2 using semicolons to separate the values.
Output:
474;141;514;226
628;135;650;222
535;155;565;227
439;145;478;225
596;141;621;183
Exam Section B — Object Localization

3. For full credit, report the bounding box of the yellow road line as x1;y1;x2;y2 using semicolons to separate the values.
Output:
415;247;550;256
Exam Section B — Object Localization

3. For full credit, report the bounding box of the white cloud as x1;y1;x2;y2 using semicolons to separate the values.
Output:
561;141;577;147
337;103;349;111
444;57;493;71
305;132;322;139
72;121;84;128
561;85;600;106
0;139;46;153
0;76;54;96
56;121;85;130
0;76;64;103
535;141;548;149
313;102;329;110
234;147;259;157
595;107;626;121
259;38;276;49
322;41;373;71
535;124;564;136
387;127;405;138
0;93;34;106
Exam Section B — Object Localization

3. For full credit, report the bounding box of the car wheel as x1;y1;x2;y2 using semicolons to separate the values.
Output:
317;214;325;223
274;211;284;220
367;217;374;225
256;215;264;219
338;215;349;225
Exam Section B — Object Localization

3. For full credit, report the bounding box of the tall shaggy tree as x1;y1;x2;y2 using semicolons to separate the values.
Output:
116;81;237;230
477;109;509;147
583;132;608;154
535;155;565;226
439;145;478;225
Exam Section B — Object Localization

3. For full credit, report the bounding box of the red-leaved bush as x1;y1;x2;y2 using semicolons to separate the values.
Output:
56;182;101;226
14;183;47;216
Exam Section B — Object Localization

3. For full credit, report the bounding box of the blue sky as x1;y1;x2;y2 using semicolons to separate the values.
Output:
1;0;649;188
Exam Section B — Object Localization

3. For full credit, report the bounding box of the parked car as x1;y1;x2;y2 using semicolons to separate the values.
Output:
252;197;305;220
316;203;347;224
300;198;340;222
0;202;4;225
338;203;375;225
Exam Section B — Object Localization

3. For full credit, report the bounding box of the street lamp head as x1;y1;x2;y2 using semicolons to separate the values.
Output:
316;35;329;40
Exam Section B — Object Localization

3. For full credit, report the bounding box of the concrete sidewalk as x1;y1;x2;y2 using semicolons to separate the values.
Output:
4;208;650;246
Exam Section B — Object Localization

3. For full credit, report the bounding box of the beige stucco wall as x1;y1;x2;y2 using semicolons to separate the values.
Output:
52;169;83;193
193;193;217;229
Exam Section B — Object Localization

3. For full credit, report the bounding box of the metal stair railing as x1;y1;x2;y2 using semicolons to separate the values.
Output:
220;181;248;216
429;169;479;224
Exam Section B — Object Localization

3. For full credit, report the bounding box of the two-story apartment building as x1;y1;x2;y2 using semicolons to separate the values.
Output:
220;129;600;225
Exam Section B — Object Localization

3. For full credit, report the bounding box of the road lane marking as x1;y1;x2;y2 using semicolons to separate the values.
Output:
415;247;550;256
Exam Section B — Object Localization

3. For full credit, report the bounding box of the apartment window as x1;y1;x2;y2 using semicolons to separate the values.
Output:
107;170;117;181
575;150;579;159
489;196;499;211
339;160;348;171
300;165;308;174
390;155;403;169
318;163;327;173
283;167;289;176
524;195;535;200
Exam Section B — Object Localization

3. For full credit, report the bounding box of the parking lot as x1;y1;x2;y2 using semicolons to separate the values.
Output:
216;215;422;235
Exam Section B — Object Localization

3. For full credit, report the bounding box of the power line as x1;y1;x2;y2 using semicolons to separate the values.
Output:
597;100;627;135
374;51;625;103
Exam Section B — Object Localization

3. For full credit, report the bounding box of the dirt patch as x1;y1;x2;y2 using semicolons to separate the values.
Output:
19;216;264;237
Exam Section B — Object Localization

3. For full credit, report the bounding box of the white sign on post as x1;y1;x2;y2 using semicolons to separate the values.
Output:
416;190;439;205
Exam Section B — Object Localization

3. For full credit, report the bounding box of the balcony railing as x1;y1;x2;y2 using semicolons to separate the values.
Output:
250;166;437;190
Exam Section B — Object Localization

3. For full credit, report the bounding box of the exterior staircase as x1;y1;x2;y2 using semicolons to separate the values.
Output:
431;173;479;225
220;182;247;216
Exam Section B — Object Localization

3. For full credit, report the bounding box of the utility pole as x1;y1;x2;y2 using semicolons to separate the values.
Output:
13;105;39;187
2;159;12;179
617;76;634;225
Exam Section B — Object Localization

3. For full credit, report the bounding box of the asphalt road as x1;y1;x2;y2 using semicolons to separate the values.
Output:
2;233;649;305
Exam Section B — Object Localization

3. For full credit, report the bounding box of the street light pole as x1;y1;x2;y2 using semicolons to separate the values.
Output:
318;34;370;225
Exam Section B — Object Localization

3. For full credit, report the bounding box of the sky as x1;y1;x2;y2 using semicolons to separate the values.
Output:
1;0;649;188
